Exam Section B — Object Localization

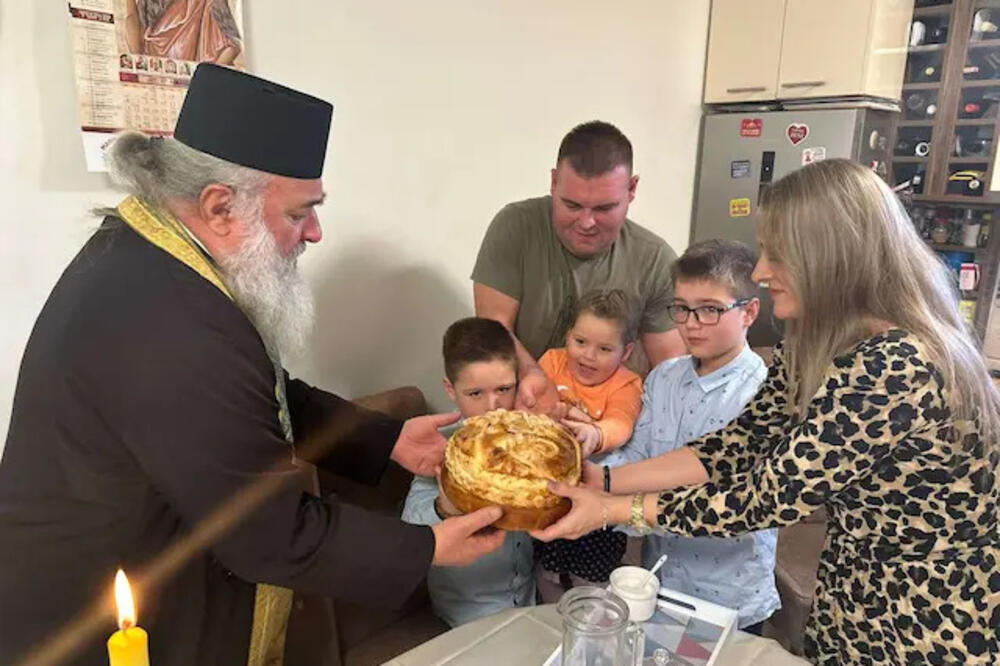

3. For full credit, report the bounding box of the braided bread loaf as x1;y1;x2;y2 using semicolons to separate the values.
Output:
441;409;581;530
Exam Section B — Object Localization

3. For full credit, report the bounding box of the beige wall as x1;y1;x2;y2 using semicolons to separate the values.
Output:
0;1;709;447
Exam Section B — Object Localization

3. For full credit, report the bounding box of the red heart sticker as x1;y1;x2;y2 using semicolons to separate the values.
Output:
787;123;809;145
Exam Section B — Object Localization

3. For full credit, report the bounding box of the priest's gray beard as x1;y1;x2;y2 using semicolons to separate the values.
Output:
216;207;314;360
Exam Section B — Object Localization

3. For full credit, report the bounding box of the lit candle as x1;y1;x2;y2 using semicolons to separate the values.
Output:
107;569;149;666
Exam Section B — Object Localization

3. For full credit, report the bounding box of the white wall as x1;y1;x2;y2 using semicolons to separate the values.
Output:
0;1;709;447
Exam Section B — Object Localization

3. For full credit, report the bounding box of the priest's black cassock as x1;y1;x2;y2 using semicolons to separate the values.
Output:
0;65;434;666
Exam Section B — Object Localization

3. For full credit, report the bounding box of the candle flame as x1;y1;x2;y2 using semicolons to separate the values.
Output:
114;569;136;630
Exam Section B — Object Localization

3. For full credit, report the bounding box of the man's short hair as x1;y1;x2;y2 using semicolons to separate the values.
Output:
670;239;759;300
442;317;517;383
571;289;639;345
556;121;633;177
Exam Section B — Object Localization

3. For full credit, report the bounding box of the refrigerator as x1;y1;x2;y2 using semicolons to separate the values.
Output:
689;107;896;347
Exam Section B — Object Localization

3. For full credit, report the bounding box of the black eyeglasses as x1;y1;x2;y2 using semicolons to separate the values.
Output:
668;299;751;325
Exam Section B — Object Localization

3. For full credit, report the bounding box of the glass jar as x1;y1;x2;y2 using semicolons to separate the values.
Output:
931;218;952;244
558;587;644;666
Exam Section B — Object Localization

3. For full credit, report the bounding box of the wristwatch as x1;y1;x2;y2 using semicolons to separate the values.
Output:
629;493;653;535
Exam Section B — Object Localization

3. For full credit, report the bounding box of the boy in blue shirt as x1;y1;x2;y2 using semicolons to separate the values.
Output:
606;239;780;633
402;317;534;626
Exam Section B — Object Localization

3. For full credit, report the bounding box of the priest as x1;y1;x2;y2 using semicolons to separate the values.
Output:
0;64;504;666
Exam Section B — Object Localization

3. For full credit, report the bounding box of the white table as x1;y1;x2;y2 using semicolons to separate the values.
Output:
385;605;809;665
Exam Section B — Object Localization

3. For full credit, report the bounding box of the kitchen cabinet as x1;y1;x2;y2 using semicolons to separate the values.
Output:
704;0;914;103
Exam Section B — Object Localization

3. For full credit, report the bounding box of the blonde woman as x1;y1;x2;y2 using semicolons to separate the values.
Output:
533;159;1000;665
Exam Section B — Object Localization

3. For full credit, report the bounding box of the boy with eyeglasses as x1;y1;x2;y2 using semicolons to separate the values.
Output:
604;239;780;634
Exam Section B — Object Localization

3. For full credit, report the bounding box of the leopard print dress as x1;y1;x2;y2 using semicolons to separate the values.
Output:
655;330;999;665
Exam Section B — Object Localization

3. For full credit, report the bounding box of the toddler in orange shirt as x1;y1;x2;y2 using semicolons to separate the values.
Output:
535;289;642;595
540;289;642;457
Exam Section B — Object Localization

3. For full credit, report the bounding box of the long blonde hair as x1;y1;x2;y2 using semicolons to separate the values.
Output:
758;158;1000;444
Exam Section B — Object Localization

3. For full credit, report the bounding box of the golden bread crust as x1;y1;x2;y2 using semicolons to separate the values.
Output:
442;410;581;531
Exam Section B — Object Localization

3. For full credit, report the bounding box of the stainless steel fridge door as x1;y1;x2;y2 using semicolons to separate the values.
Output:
689;108;884;346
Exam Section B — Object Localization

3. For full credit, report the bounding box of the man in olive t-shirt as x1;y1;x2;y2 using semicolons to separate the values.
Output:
472;121;685;410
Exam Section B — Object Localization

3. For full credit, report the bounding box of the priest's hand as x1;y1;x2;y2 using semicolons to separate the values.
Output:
391;412;460;477
431;507;507;566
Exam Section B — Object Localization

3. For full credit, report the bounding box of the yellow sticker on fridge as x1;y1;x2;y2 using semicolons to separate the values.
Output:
729;198;751;217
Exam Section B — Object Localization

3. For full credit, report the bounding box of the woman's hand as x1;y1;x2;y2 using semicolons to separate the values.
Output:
530;482;627;541
563;419;602;458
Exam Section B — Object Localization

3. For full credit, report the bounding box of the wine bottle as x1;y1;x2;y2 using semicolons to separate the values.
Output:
963;101;984;118
967;137;992;157
906;92;927;118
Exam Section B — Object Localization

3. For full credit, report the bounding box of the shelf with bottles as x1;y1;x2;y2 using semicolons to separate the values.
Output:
895;162;929;194
947;161;990;195
957;85;1000;117
910;204;994;248
906;51;946;85
962;6;1000;80
970;4;1000;38
903;89;940;119
910;9;951;48
962;51;1000;80
907;202;994;329
893;1;1000;203
955;121;995;154
896;123;935;159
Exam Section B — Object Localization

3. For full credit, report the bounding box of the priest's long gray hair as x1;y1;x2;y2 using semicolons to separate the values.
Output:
104;131;270;210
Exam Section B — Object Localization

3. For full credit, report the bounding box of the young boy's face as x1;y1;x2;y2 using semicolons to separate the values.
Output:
443;359;517;417
565;312;634;387
673;279;758;363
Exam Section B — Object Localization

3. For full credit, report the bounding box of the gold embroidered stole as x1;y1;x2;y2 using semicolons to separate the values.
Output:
116;196;294;666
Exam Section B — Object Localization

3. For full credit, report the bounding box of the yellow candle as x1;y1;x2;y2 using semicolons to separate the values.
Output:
107;626;149;666
108;570;150;666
